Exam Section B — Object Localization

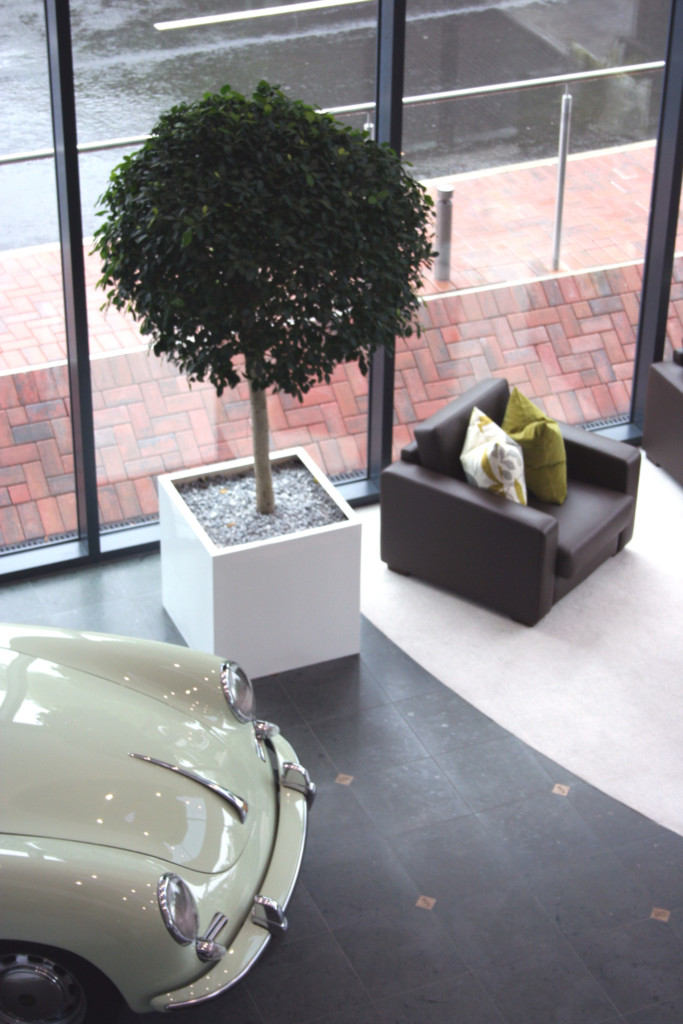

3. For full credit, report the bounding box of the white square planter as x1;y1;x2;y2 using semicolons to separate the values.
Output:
158;448;362;678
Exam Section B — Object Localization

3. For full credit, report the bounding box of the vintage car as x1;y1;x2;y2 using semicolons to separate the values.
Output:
0;624;314;1022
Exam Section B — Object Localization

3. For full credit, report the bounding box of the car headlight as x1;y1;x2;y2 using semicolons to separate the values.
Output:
221;661;255;723
158;873;199;946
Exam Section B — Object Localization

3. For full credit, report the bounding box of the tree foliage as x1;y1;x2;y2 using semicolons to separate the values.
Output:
95;81;433;393
93;81;434;511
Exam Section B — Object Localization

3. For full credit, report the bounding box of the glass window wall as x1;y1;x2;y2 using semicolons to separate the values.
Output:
0;0;77;558
69;0;377;535
396;0;671;456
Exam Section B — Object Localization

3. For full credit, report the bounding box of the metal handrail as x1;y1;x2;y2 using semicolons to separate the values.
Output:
0;135;155;166
1;59;665;275
0;60;664;167
401;60;664;107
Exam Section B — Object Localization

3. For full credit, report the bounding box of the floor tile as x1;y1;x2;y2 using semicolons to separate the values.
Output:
275;654;390;722
572;919;683;1016
477;949;622;1024
332;902;467;1000
390;815;571;969
0;578;43;622
253;676;309;734
395;687;507;756
349;756;471;835
433;874;574;970
612;833;683;911
301;824;421;932
568;782;667;849
373;973;506;1024
311;1006;384;1024
522;848;654;939
309;703;430;777
623;998;683;1023
436;734;558;812
302;755;377;842
358;620;447;702
476;788;606;874
243;931;370;1024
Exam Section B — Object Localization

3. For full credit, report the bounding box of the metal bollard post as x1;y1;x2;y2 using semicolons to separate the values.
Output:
552;85;572;271
434;185;453;282
363;113;375;140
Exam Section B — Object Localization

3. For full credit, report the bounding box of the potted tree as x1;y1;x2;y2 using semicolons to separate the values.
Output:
93;81;434;675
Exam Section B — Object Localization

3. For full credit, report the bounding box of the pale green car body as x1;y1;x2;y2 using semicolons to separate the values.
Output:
0;624;311;1016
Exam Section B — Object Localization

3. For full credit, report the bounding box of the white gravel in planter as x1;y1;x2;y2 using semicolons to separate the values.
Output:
176;457;347;548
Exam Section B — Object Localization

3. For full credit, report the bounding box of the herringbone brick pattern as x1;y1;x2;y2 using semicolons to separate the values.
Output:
0;346;371;548
398;263;649;449
1;143;682;551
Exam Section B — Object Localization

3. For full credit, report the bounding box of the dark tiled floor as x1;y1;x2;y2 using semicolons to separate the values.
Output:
2;554;683;1023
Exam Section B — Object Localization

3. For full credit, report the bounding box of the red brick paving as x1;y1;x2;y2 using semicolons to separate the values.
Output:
1;142;682;551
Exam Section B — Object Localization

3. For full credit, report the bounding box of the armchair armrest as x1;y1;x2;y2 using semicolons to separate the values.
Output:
561;424;641;498
400;440;420;464
380;461;559;625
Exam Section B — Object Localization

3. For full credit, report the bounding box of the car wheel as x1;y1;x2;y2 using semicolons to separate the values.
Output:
0;944;119;1024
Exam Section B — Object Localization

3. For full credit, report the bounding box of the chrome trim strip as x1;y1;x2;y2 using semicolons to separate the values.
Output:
166;934;273;1010
281;762;316;808
129;753;248;823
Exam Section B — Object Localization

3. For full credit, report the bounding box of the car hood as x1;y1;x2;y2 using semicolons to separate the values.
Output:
0;627;275;874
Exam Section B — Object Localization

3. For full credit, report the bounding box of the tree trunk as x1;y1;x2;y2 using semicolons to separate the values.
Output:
248;380;275;515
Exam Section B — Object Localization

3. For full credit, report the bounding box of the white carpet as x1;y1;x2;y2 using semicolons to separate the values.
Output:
358;455;683;836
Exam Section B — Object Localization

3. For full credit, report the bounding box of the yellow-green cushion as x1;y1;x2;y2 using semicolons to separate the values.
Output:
501;388;567;504
460;406;527;505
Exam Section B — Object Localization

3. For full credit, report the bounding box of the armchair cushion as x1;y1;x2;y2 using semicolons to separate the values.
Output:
501;388;567;504
460;407;527;504
529;481;635;578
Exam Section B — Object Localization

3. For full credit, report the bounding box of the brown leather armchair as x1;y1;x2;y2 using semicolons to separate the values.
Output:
380;378;641;625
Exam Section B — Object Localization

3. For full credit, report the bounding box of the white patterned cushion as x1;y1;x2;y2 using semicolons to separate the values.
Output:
459;406;527;505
